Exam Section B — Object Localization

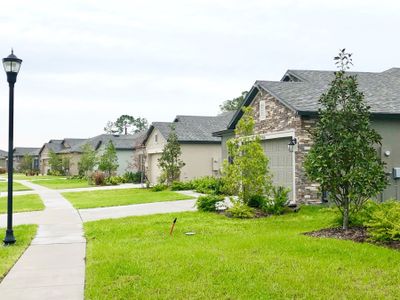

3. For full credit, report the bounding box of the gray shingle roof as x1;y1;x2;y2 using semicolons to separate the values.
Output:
69;133;144;153
261;68;400;114
14;147;41;157
150;112;235;143
43;140;64;153
0;150;7;158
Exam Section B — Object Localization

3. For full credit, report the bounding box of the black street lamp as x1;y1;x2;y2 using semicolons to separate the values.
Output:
3;50;22;245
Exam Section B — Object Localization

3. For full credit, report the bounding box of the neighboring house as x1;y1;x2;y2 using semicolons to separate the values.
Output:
214;68;400;204
40;133;145;176
143;112;234;184
0;150;7;169
72;133;146;176
13;147;41;171
39;139;86;175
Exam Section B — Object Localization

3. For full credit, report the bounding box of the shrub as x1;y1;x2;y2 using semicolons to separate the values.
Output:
171;181;194;191
123;171;143;183
92;171;105;186
349;200;378;227
106;176;124;185
366;200;400;242
196;194;225;212
0;167;6;174
25;170;39;176
151;184;168;192
192;176;225;195
263;186;290;215
227;200;254;218
47;169;64;176
248;195;266;208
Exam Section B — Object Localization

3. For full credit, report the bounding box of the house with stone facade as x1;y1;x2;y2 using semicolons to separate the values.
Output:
215;68;400;204
143;112;234;184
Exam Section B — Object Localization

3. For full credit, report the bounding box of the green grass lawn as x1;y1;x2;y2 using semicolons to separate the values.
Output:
0;225;37;281
31;178;90;190
0;182;31;192
84;207;400;299
0;194;44;214
63;189;193;209
0;174;66;181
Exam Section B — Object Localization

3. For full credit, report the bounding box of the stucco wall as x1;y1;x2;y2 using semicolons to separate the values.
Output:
372;119;400;200
0;158;6;169
144;128;222;184
145;128;167;183
96;144;135;176
180;144;221;181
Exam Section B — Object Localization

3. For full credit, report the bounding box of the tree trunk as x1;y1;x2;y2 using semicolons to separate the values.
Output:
343;198;349;230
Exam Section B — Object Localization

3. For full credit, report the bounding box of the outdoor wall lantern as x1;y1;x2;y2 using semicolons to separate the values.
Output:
3;49;22;245
288;137;297;153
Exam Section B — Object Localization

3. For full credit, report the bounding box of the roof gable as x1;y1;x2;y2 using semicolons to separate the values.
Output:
145;112;235;145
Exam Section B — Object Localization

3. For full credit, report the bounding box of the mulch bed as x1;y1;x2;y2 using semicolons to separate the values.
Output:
304;227;400;250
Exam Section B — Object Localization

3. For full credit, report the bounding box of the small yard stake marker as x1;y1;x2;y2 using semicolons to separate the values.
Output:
170;218;177;236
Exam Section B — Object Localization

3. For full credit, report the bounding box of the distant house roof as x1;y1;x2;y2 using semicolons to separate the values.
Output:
39;138;86;155
144;112;235;144
227;67;400;131
40;133;143;156
13;147;41;157
0;150;7;158
69;133;144;153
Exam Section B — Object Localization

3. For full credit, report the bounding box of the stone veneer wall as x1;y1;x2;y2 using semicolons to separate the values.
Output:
250;89;320;204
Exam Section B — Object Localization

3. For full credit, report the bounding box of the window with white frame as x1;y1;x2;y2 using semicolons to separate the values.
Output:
154;134;158;143
259;100;266;121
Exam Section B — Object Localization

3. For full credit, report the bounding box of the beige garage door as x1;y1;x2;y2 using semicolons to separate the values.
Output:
148;153;162;185
262;138;293;201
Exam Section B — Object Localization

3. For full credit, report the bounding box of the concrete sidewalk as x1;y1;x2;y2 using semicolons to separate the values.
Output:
56;183;142;193
79;199;197;222
0;181;86;300
0;185;200;299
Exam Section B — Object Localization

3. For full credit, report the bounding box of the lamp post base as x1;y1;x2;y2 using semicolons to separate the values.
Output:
4;229;16;245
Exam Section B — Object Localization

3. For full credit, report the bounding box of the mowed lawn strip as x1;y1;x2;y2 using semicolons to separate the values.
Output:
0;182;31;192
0;174;66;181
63;189;193;209
31;178;90;190
0;194;45;214
84;207;400;300
0;225;37;281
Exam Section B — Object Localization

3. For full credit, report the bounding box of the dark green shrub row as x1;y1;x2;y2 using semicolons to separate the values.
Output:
170;181;194;191
191;176;226;195
123;171;143;183
151;184;168;192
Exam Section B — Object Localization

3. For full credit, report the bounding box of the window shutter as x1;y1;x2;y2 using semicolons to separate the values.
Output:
259;100;266;121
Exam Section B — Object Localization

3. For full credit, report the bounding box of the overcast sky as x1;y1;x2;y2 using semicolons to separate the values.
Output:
0;0;399;150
